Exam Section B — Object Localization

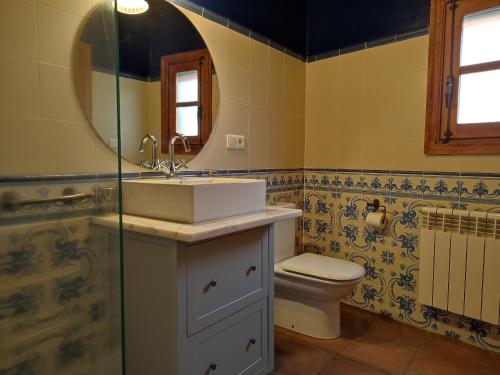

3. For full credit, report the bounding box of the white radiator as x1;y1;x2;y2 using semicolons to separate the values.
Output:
419;207;500;325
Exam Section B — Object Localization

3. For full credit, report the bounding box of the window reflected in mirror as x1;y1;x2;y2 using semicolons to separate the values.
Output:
73;0;219;165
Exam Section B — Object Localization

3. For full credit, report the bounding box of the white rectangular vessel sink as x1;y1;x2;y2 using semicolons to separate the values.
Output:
122;177;266;223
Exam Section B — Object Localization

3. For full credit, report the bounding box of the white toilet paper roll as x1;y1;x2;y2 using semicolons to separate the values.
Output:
366;212;387;230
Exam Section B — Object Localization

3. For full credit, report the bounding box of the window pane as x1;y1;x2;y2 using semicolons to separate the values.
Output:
460;7;500;67
457;69;500;124
176;106;199;136
176;70;198;103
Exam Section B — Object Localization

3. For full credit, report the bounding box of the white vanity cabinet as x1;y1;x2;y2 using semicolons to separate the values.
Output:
123;225;275;375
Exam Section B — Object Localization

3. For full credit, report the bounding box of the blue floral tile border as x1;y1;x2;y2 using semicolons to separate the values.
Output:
1;168;498;224
303;169;500;206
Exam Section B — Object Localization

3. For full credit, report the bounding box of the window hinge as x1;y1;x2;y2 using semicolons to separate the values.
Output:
445;74;454;109
443;127;453;144
448;0;459;11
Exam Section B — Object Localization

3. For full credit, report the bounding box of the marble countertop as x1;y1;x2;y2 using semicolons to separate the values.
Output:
92;207;302;243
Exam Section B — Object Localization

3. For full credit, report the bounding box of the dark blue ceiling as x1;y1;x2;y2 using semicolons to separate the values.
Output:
190;0;308;56
86;0;431;79
192;0;430;57
118;0;206;80
307;0;431;56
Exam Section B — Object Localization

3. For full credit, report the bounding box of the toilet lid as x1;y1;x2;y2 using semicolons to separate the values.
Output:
281;253;365;281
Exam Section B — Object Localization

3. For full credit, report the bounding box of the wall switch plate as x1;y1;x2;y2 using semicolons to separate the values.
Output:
226;134;246;150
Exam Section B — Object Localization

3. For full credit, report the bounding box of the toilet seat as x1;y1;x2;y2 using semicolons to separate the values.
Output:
277;253;365;282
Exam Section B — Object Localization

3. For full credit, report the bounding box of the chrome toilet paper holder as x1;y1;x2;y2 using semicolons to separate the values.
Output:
366;199;388;230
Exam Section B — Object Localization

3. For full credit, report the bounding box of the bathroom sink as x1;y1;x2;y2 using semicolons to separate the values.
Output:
122;177;266;223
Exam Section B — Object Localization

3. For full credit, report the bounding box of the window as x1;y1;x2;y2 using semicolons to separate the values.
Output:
425;0;500;155
161;49;212;154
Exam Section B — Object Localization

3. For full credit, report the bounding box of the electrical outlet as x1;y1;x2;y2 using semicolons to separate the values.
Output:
226;134;246;150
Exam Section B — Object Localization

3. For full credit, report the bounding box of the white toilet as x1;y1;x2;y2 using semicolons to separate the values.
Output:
273;203;365;339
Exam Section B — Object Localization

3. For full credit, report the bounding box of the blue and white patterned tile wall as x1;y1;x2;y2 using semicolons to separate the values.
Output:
3;166;498;368
0;178;122;374
303;169;500;352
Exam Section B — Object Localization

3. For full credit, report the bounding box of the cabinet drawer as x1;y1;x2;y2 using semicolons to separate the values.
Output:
186;227;269;334
188;300;268;375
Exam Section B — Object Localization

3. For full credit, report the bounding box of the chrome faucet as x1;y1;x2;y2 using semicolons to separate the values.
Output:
138;134;160;169
164;133;191;178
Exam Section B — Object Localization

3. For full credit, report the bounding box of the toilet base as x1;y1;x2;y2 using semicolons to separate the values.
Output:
275;294;341;339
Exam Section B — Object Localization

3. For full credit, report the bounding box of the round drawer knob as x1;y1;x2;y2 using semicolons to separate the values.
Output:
246;266;257;275
208;363;217;371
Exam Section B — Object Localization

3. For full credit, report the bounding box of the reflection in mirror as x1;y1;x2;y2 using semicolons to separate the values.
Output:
73;0;219;166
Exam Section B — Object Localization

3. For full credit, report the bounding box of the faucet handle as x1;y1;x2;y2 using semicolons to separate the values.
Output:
139;160;152;168
175;159;188;171
157;159;171;173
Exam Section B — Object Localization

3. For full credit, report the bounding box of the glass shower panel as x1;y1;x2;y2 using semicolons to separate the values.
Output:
0;1;123;374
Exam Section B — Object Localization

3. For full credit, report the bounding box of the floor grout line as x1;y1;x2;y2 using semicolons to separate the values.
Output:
399;331;427;375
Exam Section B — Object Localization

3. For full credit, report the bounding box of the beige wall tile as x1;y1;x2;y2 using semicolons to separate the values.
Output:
119;77;148;131
0;0;37;59
249;106;267;138
39;63;86;122
121;140;141;164
267;137;285;169
201;133;248;170
304;35;500;173
247;137;267;169
394;36;429;74
365;42;397;83
201;18;228;66
0;116;42;175
37;5;82;67
249;40;269;109
91;71;118;145
147;81;161;137
38;0;91;17
296;61;306;115
268;109;285;140
268;48;285;110
96;135;141;174
226;102;249;136
284;55;301;111
0;5;307;176
228;30;249;69
284;137;304;169
225;65;249;104
213;101;229;135
0;55;40;118
40;119;95;174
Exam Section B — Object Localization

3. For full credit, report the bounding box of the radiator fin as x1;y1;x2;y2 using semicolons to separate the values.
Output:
420;208;500;325
482;238;500;325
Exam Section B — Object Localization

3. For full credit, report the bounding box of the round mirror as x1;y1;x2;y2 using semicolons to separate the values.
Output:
73;0;219;165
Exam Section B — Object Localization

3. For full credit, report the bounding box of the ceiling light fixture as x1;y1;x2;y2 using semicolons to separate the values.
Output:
116;0;149;15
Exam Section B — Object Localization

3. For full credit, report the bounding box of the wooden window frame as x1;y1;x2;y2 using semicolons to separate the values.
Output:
425;0;500;155
161;49;212;155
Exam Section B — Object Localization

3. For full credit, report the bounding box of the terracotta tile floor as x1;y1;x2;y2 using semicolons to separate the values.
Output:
274;304;500;375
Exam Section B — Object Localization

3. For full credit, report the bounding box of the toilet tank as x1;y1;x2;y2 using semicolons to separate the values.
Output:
271;203;297;263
